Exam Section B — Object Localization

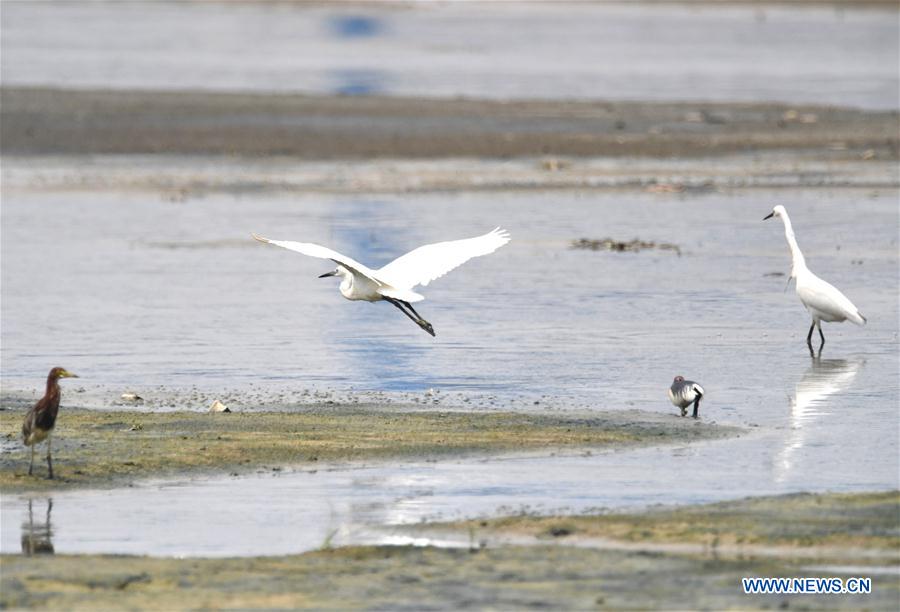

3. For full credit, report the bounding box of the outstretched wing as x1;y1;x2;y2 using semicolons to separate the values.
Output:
252;234;383;286
376;228;510;289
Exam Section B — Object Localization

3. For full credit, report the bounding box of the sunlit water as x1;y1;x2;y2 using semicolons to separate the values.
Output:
1;172;897;556
2;1;897;109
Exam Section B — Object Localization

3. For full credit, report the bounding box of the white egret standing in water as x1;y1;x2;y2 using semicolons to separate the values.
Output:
252;228;510;336
764;206;866;350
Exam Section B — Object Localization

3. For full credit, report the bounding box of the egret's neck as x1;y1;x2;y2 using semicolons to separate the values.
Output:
338;269;354;298
779;213;807;276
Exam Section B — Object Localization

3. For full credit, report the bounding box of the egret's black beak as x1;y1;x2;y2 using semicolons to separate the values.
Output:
318;270;338;278
763;212;774;220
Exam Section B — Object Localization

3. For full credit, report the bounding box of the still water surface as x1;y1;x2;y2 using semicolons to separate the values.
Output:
2;1;897;109
1;180;898;556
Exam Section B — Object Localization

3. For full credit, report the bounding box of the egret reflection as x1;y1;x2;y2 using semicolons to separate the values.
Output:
21;498;54;556
776;357;864;483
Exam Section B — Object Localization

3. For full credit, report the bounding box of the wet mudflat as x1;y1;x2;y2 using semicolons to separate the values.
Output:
3;87;897;158
448;490;900;553
0;407;731;493
2;492;897;610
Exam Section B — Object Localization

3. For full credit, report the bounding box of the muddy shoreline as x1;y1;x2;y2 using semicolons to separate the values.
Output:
2;86;897;159
0;406;738;493
3;491;896;610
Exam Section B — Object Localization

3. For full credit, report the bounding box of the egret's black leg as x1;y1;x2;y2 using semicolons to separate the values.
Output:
384;297;435;337
817;322;825;347
692;397;701;419
806;321;816;346
400;300;435;336
400;300;423;319
384;297;418;323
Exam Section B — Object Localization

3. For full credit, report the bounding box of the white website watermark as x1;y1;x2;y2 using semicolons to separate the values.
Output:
742;577;872;595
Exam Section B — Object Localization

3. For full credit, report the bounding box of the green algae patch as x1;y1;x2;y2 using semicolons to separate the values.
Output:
461;491;900;554
0;407;733;492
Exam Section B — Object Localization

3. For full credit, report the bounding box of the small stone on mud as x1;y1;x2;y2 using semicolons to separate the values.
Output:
548;526;573;537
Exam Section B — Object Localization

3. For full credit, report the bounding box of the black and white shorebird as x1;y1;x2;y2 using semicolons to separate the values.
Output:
22;367;78;479
252;228;510;337
668;376;704;418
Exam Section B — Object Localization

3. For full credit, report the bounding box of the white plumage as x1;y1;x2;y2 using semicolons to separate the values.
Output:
252;228;510;336
764;205;866;348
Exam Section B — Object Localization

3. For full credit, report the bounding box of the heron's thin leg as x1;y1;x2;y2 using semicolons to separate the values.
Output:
817;321;825;347
692;398;701;419
25;499;35;556
806;321;816;346
29;444;35;475
46;437;53;480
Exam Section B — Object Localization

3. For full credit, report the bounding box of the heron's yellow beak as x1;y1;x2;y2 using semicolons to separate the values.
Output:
60;370;79;378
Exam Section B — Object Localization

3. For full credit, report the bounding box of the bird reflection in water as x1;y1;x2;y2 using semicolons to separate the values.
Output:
21;499;54;556
775;356;864;483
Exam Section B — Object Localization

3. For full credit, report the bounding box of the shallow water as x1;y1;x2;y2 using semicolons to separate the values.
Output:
1;164;897;556
3;180;897;408
2;1;897;109
1;427;893;558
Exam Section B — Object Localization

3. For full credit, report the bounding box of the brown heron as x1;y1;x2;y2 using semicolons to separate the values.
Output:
22;367;78;479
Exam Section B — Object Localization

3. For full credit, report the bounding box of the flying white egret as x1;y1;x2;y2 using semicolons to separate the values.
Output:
668;375;704;418
764;205;866;348
252;228;511;336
